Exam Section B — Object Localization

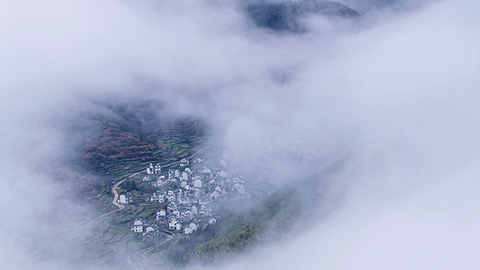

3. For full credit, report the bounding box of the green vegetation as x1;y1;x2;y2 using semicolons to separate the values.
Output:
166;183;307;267
60;99;326;269
161;174;325;268
70;99;207;184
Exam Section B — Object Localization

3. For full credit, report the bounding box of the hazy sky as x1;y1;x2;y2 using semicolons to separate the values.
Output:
1;0;480;269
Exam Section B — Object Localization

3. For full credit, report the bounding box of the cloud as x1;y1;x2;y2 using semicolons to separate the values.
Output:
1;0;480;269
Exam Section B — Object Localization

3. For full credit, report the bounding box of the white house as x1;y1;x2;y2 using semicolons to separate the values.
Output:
193;158;204;163
154;163;161;173
151;192;165;203
168;218;182;231
143;175;151;182
180;158;189;167
184;223;197;234
133;219;143;233
119;194;127;204
147;163;162;174
156;175;166;186
126;193;132;203
147;163;153;174
119;193;132;204
193;179;202;188
156;209;166;220
191;205;198;215
167;202;177;213
210;191;220;200
145;226;155;234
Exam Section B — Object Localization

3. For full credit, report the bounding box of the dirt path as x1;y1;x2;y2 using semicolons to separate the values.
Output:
127;231;175;270
128;169;146;178
112;179;126;209
47;151;201;265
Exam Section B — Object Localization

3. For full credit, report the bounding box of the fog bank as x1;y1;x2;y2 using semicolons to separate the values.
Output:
1;0;480;269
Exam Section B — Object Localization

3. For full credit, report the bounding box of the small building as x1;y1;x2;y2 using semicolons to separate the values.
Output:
144;224;159;234
151;192;165;203
168;218;181;231
132;219;144;233
193;158;203;163
147;163;162;174
180;158;189;167
191;205;198;215
168;169;175;179
156;175;166;186
119;194;127;204
210;191;220;200
167;202;177;213
193;179;202;188
125;193;132;203
184;223;197;234
154;163;161;174
143;175;151;182
155;208;167;221
119;193;133;204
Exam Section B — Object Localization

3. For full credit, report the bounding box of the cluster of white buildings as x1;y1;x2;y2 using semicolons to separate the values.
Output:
131;157;254;235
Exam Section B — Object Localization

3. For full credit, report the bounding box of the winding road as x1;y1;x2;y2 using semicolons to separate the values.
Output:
127;231;174;270
112;169;147;209
112;179;126;209
47;151;202;269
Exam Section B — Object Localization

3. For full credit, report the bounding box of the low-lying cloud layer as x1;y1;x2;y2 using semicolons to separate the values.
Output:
1;0;480;269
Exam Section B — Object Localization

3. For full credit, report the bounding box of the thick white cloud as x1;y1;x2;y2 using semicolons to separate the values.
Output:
219;1;480;269
1;0;479;269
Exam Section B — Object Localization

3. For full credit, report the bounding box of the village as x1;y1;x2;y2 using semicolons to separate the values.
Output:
116;155;261;241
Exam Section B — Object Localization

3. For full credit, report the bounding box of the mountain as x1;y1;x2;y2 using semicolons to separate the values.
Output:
246;0;360;32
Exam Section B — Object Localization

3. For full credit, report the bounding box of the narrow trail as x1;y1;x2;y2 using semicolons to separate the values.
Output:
112;179;126;209
45;171;140;245
52;151;201;243
45;150;202;266
127;231;175;270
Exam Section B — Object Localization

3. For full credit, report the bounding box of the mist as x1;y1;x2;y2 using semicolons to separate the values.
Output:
1;0;480;269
